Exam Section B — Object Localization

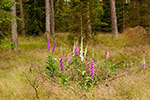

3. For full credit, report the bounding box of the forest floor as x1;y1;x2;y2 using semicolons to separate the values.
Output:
1;33;150;100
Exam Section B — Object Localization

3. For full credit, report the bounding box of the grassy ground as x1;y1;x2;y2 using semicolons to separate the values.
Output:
0;33;150;100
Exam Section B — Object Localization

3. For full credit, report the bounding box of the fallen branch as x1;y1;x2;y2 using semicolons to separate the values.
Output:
30;62;60;85
107;72;128;82
23;72;40;100
113;60;131;68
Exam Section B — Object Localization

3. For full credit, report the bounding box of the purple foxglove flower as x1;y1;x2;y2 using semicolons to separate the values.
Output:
113;58;115;63
53;58;57;61
67;54;72;63
141;60;146;67
59;57;65;71
47;39;50;51
105;50;109;59
105;50;108;57
106;52;109;59
90;56;94;78
52;42;56;53
74;44;79;56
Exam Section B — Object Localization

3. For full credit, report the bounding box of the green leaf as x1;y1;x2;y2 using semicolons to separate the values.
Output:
81;71;86;75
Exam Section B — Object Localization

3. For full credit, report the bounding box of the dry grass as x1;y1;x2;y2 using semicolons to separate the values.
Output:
0;33;150;100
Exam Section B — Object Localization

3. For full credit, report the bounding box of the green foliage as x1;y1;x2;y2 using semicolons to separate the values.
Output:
59;72;70;85
0;39;16;50
0;0;18;23
0;0;20;40
45;54;96;89
67;0;104;38
24;0;45;35
104;58;116;76
46;55;71;85
0;0;16;11
46;56;59;79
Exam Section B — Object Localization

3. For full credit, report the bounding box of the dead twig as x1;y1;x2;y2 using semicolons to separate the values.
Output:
23;72;41;100
30;62;60;85
107;72;128;82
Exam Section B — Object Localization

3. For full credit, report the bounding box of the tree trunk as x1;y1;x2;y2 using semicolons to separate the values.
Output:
19;0;25;36
57;0;59;11
66;0;67;9
81;16;83;36
137;0;140;26
123;0;126;30
62;0;64;12
11;0;18;48
97;0;99;4
50;0;55;34
45;0;51;39
87;4;92;34
148;0;150;27
110;0;118;38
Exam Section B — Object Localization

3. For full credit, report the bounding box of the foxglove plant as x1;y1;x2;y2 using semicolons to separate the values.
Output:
80;37;84;61
105;50;109;59
59;57;65;71
74;44;79;56
113;58;115;63
90;56;94;78
67;54;72;63
141;59;146;67
47;39;50;51
52;42;56;53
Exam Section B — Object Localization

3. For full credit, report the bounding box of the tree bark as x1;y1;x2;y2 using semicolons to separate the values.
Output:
57;0;59;11
66;0;67;9
62;0;64;12
45;0;51;39
19;0;25;36
97;0;99;5
110;0;118;38
123;0;126;30
148;0;150;27
50;0;55;34
137;0;140;26
11;0;18;48
87;4;92;34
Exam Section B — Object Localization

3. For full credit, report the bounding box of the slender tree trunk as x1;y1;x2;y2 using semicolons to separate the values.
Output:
97;0;99;4
110;0;118;38
57;0;59;11
19;0;25;36
45;0;51;39
62;0;65;31
137;0;140;26
81;16;83;36
123;0;126;30
87;4;92;34
66;0;67;9
62;0;64;12
101;0;103;5
50;0;55;34
148;0;150;27
126;0;130;4
11;0;18;48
